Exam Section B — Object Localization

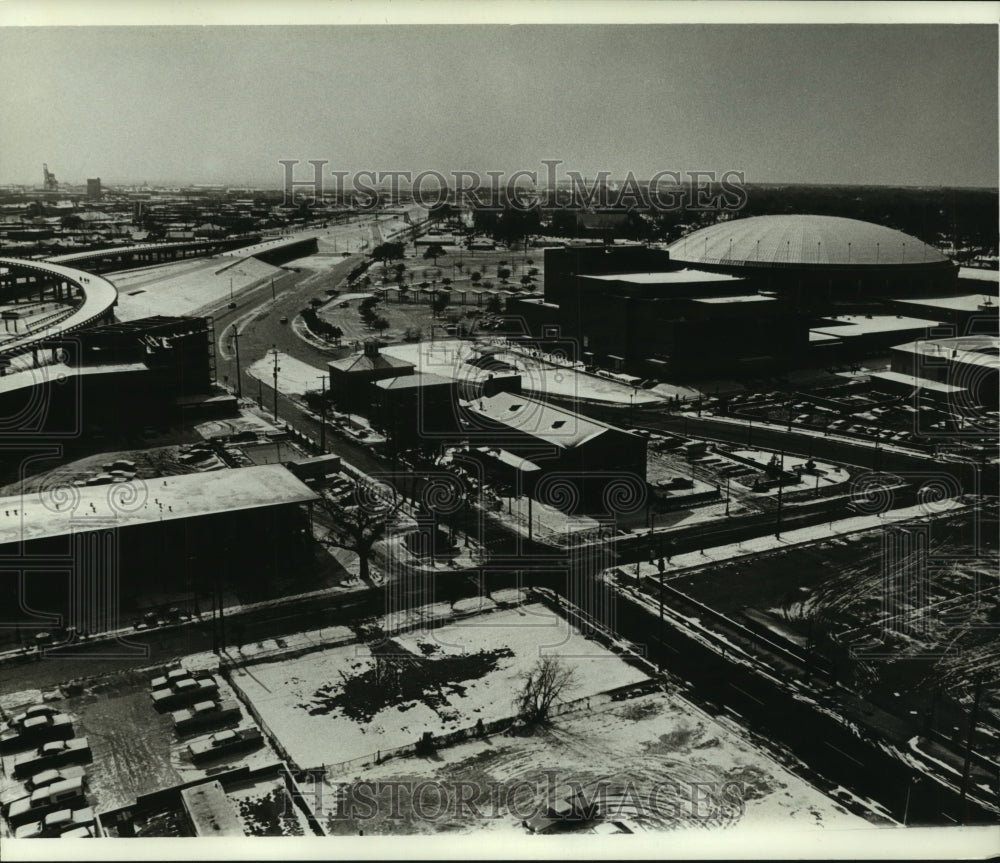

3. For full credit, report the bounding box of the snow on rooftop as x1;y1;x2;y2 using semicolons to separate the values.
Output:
463;390;615;449
373;371;455;390
958;267;1000;284
809;331;842;343
692;294;775;304
0;361;148;396
586;269;743;285
898;294;999;313
868;370;967;393
0;464;318;546
812;315;940;339
890;335;1000;370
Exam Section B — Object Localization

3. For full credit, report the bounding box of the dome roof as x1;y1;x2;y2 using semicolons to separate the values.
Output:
667;215;948;268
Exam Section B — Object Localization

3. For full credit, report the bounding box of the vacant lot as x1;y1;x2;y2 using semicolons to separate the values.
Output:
317;688;878;834
232;603;649;770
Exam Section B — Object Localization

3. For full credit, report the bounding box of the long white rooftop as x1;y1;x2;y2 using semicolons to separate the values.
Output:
0;464;318;546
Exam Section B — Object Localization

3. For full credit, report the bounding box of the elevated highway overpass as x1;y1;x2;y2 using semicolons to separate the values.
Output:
44;235;260;273
0;257;118;361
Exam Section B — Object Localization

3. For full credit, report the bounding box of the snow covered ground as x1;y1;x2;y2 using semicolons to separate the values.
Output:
378;339;666;406
232;603;649;770
729;449;850;491
318;688;879;835
112;256;284;320
614;498;972;581
246;351;326;397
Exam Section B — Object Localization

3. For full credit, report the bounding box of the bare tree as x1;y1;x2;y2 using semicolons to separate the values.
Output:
514;656;578;724
316;479;405;583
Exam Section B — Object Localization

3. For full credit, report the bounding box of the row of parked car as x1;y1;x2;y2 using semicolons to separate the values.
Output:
150;669;262;764
1;705;98;838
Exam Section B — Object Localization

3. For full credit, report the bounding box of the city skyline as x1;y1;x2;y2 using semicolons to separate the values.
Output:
0;24;997;189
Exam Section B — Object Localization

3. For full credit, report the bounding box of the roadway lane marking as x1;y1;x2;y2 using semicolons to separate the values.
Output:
729;682;764;706
824;740;864;767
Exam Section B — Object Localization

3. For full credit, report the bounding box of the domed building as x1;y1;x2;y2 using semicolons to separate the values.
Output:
666;215;957;303
510;214;962;380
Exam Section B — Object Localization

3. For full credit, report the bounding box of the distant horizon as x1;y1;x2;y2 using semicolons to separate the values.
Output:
1;25;996;190
4;177;998;195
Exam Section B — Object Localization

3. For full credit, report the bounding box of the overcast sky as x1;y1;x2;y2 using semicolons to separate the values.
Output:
0;25;996;188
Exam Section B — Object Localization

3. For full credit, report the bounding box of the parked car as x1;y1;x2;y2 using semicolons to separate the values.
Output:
150;668;192;691
151;675;219;711
172;699;241;735
0;713;73;752
7;775;86;827
14;805;95;839
188;727;264;763
6;705;61;730
0;766;85;808
61;824;99;838
12;738;92;778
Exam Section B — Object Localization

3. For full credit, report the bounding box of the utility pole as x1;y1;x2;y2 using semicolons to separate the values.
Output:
271;277;276;302
959;674;984;824
774;448;785;539
271;344;280;421
725;475;731;516
230;325;242;399
317;374;327;453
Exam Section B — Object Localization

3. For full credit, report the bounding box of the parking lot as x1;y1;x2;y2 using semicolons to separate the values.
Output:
713;381;997;453
1;665;278;826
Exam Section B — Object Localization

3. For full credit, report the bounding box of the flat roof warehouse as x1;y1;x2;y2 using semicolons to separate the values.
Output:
0;464;318;546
